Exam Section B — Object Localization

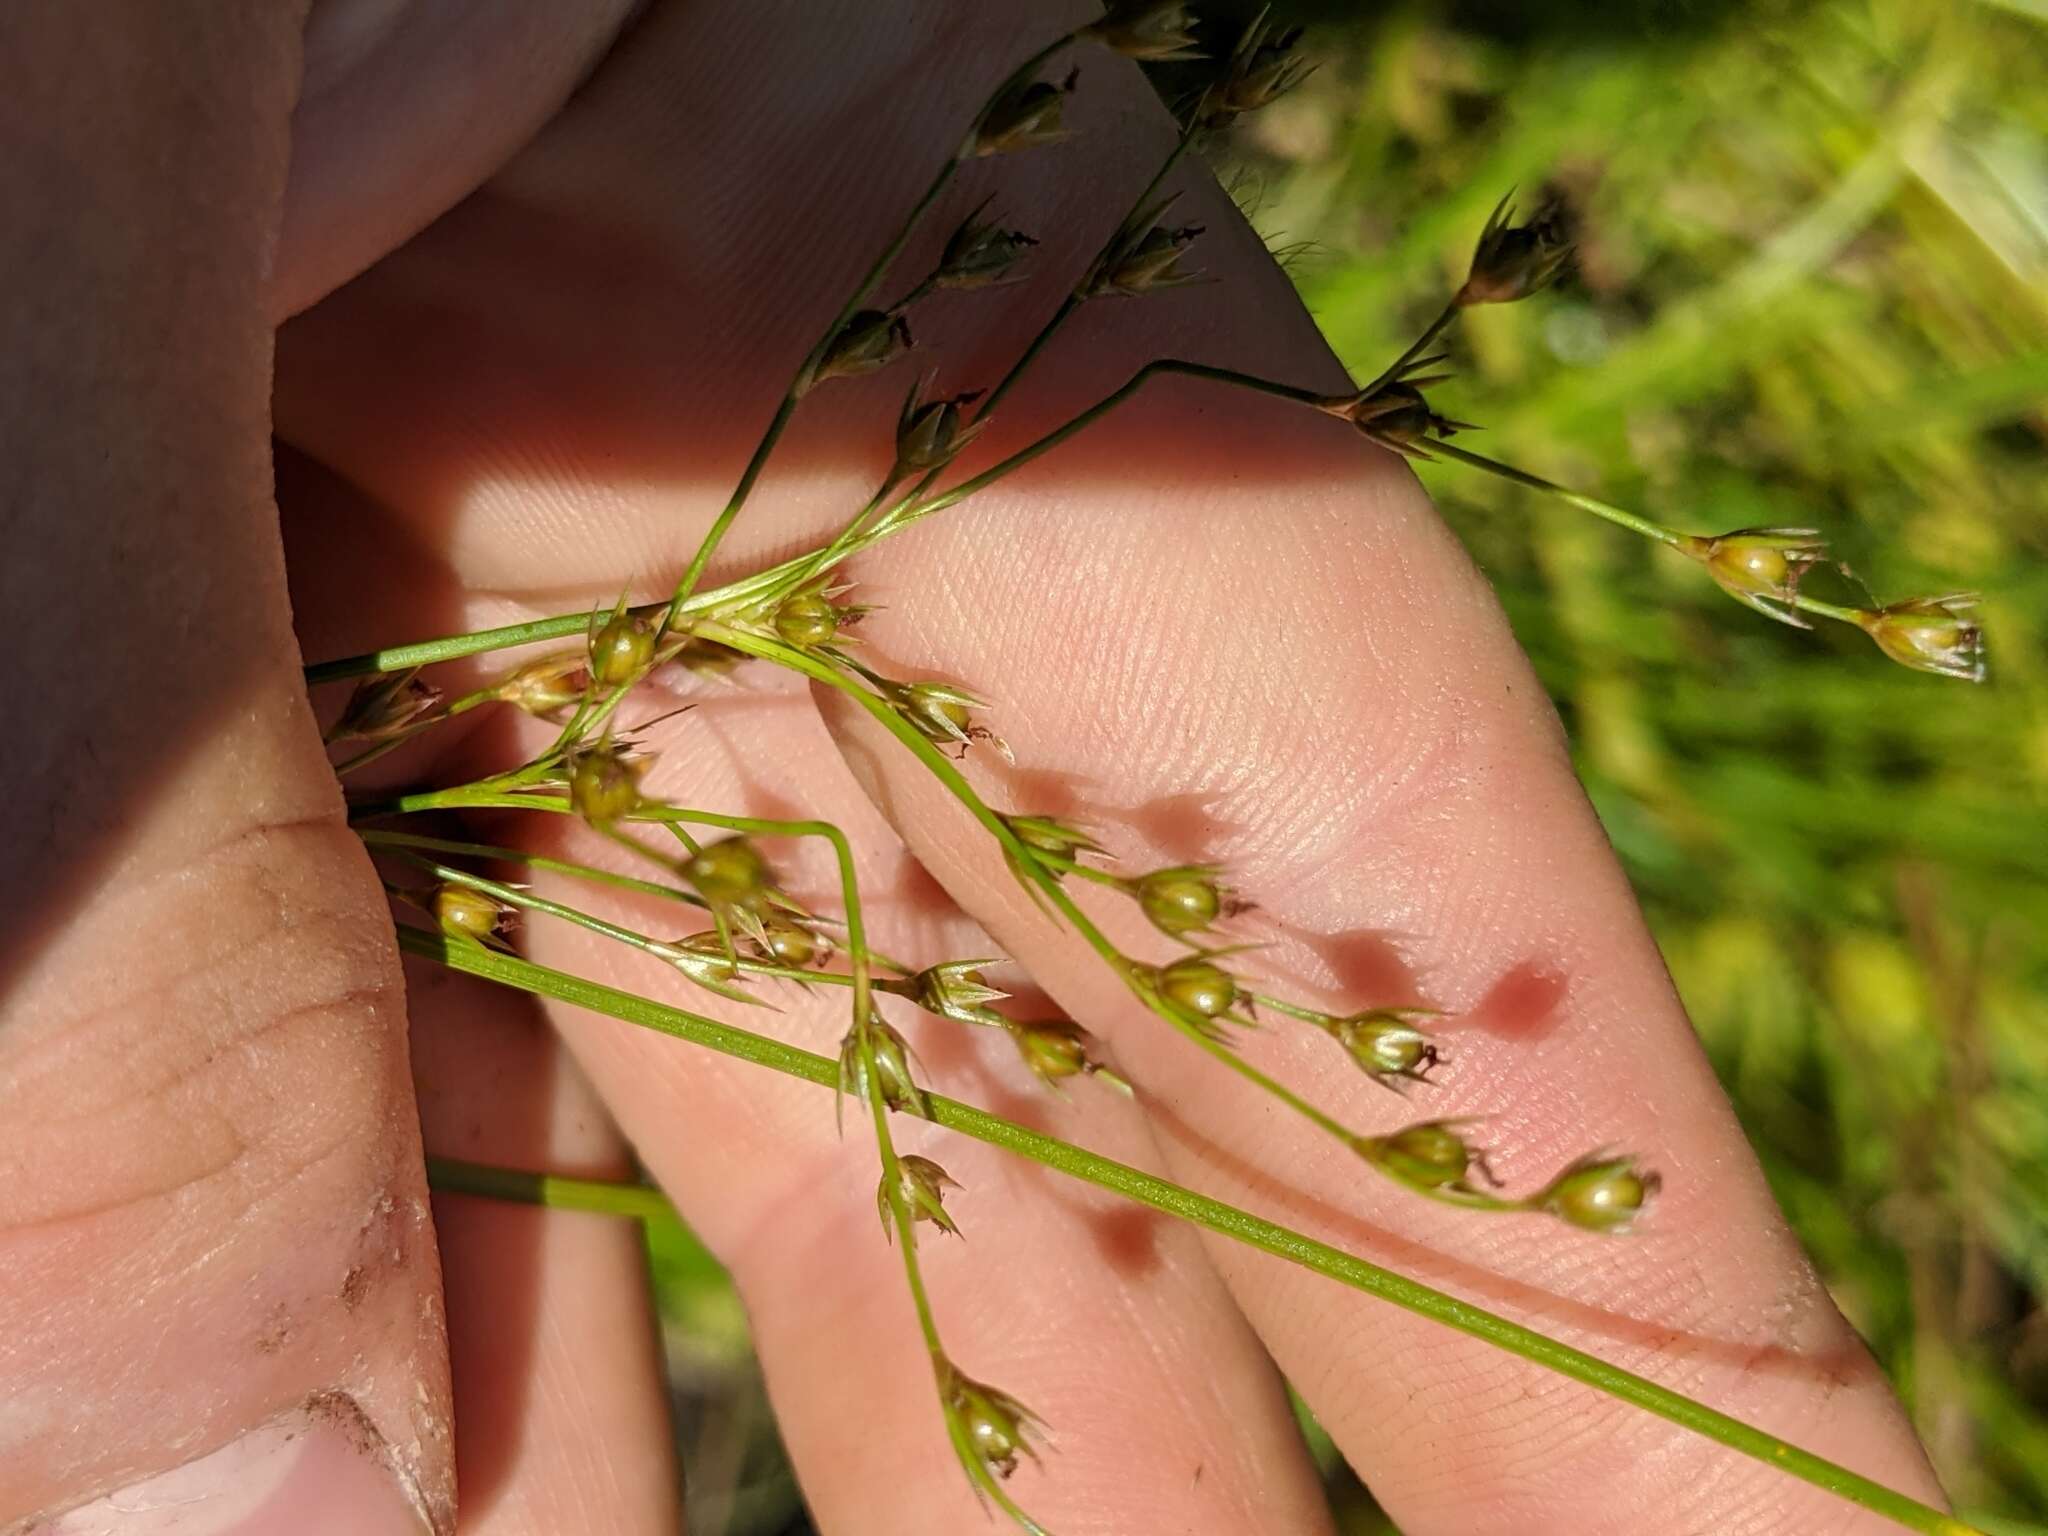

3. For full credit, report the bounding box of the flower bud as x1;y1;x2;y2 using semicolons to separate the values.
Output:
895;379;987;478
808;308;912;390
685;836;772;913
435;883;512;945
1854;593;1985;682
1362;1119;1491;1192
1456;193;1572;307
568;743;645;827
1536;1154;1660;1233
971;66;1078;157
494;652;589;717
837;1016;930;1119
935;208;1038;290
1132;865;1232;937
1680;527;1827;628
1082;1;1201;61
906;959;1008;1027
943;1365;1043;1479
1199;12;1312;127
331;667;440;743
588;607;656;688
879;1154;962;1242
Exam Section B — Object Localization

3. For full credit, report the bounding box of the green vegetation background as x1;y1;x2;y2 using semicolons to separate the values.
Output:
645;2;2048;1529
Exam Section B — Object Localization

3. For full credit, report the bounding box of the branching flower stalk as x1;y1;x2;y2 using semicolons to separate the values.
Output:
309;14;1994;1532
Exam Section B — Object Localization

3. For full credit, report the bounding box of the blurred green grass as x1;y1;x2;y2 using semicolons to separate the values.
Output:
652;2;2048;1529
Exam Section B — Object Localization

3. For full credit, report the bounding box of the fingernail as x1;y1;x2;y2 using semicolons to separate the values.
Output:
39;1399;434;1536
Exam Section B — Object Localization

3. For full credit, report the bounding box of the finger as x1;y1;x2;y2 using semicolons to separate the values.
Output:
1;7;450;1529
496;673;1334;1535
810;79;1952;1536
408;963;680;1535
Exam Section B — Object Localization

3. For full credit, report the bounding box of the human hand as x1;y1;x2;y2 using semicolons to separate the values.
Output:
3;4;1948;1533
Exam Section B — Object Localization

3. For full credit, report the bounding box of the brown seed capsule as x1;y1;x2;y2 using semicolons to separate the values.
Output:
1199;11;1313;127
1680;527;1827;628
686;836;771;911
1854;593;1985;682
1084;221;1205;299
935;208;1038;290
1082;0;1201;61
748;916;830;970
1001;814;1106;861
494;652;590;716
943;1365;1043;1479
435;883;511;944
971;66;1079;157
1456;192;1573;307
808;309;912;390
837;1016;930;1118
909;959;1009;1027
331;668;441;743
1133;866;1227;937
568;744;645;827
878;1154;962;1242
1537;1154;1660;1233
588;609;656;688
895;381;987;477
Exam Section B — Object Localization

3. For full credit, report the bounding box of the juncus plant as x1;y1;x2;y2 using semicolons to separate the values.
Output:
4;2;1986;1534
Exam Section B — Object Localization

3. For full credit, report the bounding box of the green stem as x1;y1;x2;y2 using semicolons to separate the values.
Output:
357;829;708;910
1424;438;1688;549
397;928;1975;1536
426;1155;671;1221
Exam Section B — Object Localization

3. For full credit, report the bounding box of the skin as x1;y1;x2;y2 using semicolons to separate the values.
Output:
0;2;1949;1533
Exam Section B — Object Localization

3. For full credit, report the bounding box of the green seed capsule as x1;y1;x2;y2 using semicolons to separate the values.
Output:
754;916;826;969
569;747;643;827
1540;1156;1661;1234
1135;868;1223;937
686;836;770;909
589;612;655;687
773;591;839;649
435;883;508;943
1158;955;1235;1019
1376;1121;1472;1189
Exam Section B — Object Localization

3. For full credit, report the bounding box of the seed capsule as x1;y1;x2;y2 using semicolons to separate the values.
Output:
435;883;511;944
909;959;1009;1026
895;382;986;477
1001;814;1106;860
808;309;912;390
685;836;771;911
837;1017;929;1119
934;209;1038;289
943;1365;1043;1479
971;67;1078;157
494;652;589;716
568;745;644;827
588;610;655;687
1083;1;1201;61
1157;954;1237;1022
1199;11;1312;127
1680;527;1827;628
774;590;840;649
1006;1017;1121;1090
1370;1120;1479;1190
1329;1008;1441;1085
331;668;440;743
1456;192;1573;307
1133;866;1227;937
749;916;830;970
1537;1154;1661;1234
878;1154;962;1242
1854;593;1985;682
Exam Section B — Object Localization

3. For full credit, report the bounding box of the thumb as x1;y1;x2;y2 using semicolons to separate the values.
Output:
0;7;449;1530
